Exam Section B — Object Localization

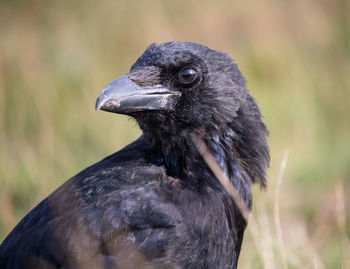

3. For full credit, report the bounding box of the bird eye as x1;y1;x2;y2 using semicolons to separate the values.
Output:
178;68;198;84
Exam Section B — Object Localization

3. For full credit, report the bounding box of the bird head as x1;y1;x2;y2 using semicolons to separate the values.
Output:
96;42;269;186
97;42;248;135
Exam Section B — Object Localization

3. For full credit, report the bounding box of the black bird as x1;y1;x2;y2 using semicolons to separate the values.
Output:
0;42;269;269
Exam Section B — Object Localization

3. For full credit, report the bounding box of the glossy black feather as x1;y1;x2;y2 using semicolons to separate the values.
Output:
0;42;269;269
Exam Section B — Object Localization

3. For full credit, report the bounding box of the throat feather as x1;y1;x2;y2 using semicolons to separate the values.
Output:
155;128;252;205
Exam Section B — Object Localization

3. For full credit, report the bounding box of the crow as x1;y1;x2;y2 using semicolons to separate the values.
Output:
0;41;269;269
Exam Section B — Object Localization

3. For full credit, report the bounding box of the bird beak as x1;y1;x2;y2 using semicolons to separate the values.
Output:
95;74;180;115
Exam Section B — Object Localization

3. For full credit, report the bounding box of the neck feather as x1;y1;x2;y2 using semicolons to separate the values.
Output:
152;125;253;207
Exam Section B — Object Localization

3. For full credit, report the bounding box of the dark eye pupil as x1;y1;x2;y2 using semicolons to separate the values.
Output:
178;68;197;83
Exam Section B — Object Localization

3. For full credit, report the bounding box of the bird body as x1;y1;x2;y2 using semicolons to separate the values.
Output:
0;42;269;269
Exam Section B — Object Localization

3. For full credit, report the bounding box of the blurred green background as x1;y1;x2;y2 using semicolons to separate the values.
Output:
0;0;349;268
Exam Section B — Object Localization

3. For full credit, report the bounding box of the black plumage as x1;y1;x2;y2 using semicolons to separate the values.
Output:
0;41;269;269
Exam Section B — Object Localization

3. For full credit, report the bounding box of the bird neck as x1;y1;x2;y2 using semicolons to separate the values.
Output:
150;125;252;206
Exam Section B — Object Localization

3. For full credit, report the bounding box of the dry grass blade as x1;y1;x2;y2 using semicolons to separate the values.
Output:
191;134;251;222
191;134;267;267
274;149;289;269
335;182;350;269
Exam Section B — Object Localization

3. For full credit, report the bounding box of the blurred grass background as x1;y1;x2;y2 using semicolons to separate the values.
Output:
0;0;349;268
